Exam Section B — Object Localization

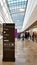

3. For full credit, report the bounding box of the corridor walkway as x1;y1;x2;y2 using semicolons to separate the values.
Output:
0;38;37;65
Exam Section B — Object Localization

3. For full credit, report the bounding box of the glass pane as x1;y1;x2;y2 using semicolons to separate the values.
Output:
7;0;28;31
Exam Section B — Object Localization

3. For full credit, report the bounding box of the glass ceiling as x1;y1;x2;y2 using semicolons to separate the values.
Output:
7;0;28;32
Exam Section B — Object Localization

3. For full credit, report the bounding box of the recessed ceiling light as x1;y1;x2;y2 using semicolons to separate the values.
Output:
19;8;25;12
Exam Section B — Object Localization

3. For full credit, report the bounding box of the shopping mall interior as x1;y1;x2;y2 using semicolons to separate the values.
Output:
0;0;37;65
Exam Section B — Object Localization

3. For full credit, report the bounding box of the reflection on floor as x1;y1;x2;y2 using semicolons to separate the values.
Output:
0;38;37;65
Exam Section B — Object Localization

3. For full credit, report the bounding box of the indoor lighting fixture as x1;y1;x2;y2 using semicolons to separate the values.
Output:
19;8;25;12
32;28;37;32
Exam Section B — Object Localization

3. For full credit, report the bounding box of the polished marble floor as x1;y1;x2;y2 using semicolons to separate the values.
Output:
0;37;37;65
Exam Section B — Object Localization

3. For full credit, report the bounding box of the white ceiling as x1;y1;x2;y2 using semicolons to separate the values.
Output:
22;0;37;31
0;0;13;23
